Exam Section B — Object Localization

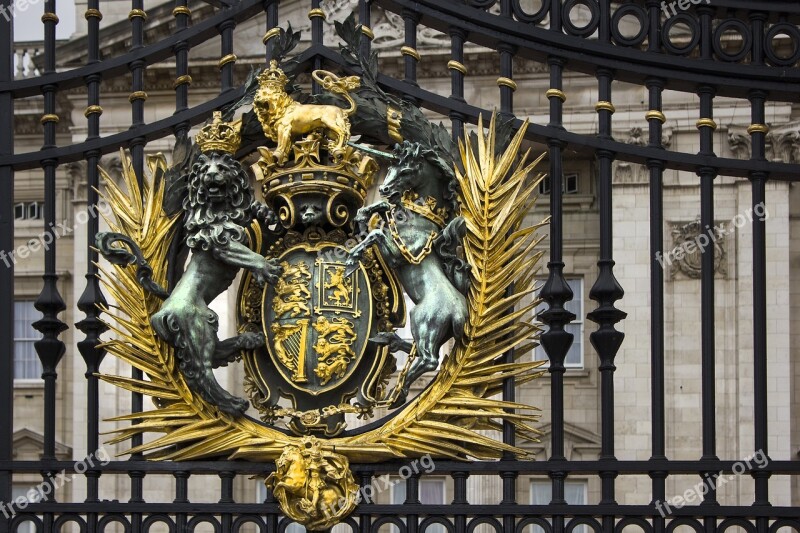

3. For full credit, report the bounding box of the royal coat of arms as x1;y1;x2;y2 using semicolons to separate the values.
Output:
95;19;547;531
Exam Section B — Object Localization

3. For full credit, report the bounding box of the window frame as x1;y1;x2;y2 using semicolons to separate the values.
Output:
13;300;43;382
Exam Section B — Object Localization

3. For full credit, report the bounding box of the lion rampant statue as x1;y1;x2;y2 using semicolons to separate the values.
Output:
253;61;359;164
148;151;281;415
98;116;282;416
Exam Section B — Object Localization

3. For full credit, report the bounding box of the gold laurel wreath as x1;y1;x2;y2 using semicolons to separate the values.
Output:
98;114;548;462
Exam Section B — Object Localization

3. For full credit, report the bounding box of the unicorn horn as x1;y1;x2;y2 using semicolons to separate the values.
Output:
347;141;398;161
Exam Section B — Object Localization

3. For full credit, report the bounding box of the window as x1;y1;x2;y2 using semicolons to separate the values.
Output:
14;301;42;380
392;477;446;533
530;479;588;533
538;173;579;195
14;202;42;221
533;278;584;368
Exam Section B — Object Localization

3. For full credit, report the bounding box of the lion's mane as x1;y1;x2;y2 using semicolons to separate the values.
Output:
183;152;255;251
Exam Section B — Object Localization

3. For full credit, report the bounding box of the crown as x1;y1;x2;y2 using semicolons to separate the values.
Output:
257;60;289;89
196;111;242;154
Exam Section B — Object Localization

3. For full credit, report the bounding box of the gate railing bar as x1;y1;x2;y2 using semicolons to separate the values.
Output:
220;6;236;93
75;0;106;531
358;0;371;64
400;5;419;107
588;65;625;531
128;3;147;532
4;459;800;475
32;1;67;532
0;0;14;529
646;75;667;533
748;88;771;519
6;45;800;180
310;0;323;94
447;25;466;143
8;501;800;519
264;0;278;64
0;0;266;98
497;3;519;531
376;0;800;99
173;0;192;138
538;17;573;529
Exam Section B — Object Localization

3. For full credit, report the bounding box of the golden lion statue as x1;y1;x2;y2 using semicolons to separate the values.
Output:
254;61;360;164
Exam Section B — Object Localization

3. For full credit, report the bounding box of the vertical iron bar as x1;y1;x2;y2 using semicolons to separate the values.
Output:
0;3;13;531
496;4;518;532
404;473;420;533
310;0;323;94
76;1;106;532
34;5;66;533
264;0;278;63
128;2;146;530
220;471;234;533
358;472;373;533
452;472;468;533
219;17;236;93
587;68;624;533
748;89;770;533
172;0;191;139
696;84;719;531
646;0;662;52
645;77;667;532
401;7;420;106
174;471;189;532
448;27;466;143
539;55;573;533
358;0;371;60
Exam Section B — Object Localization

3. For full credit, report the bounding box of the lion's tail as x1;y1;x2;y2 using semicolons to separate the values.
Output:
319;74;361;116
96;232;170;299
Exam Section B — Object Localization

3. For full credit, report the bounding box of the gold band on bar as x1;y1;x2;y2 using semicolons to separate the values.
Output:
595;101;615;114
173;75;193;89
387;106;403;143
646;110;666;123
308;8;326;20
747;124;769;135
218;54;237;69
360;25;374;40
128;91;147;103
41;12;59;23
40;114;59;125
546;88;566;102
128;9;147;20
263;27;281;44
84;8;102;20
696;118;717;130
400;46;421;61
447;60;467;75
84;106;103;118
497;77;517;91
172;6;191;17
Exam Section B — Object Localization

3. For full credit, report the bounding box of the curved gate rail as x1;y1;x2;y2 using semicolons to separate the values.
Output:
1;0;800;532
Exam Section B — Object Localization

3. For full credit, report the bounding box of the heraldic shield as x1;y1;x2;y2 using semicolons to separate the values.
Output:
244;239;391;435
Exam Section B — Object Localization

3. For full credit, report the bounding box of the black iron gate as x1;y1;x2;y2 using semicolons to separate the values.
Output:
1;0;800;531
